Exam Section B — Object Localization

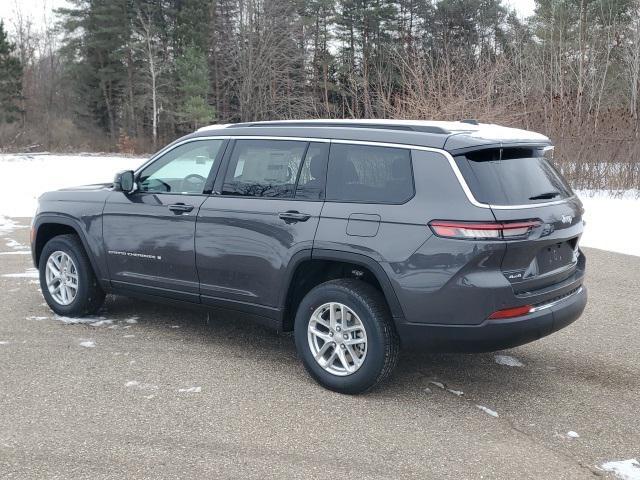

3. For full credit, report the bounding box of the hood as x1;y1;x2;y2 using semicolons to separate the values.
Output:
57;183;113;192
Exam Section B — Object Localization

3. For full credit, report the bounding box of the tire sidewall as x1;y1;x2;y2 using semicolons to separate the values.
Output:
294;282;387;393
39;236;92;316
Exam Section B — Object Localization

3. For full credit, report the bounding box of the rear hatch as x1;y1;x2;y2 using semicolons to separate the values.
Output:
453;146;584;297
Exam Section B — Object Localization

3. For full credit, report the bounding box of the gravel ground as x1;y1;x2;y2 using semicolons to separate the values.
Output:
0;219;638;479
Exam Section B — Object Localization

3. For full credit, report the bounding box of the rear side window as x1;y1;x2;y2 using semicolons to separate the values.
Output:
222;140;307;198
326;143;414;203
454;148;573;205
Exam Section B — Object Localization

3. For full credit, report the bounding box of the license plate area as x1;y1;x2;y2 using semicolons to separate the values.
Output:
536;239;578;275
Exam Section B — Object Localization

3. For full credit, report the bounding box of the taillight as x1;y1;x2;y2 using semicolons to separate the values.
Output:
488;305;533;319
428;220;541;240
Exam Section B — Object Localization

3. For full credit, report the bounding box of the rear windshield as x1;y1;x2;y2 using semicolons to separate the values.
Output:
453;147;572;205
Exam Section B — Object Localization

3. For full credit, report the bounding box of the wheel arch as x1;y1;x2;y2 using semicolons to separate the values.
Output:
33;215;107;287
280;249;404;332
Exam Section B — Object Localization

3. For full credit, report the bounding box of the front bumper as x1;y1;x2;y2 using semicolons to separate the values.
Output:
396;285;587;352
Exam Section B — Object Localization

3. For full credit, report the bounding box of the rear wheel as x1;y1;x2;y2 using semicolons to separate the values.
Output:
39;234;105;317
294;279;399;394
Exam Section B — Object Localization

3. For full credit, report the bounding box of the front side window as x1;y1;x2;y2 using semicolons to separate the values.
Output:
326;143;414;203
222;140;308;198
138;139;224;194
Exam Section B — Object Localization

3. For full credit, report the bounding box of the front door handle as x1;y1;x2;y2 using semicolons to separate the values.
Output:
168;203;194;214
278;211;311;223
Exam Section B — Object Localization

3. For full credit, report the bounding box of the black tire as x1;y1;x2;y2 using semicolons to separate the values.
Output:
294;279;399;394
39;234;105;317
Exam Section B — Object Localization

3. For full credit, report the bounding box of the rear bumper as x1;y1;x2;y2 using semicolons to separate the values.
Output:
396;286;587;352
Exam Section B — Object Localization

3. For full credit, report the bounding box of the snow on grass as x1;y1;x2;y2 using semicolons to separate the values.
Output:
79;340;95;348
1;154;639;256
494;354;525;367
577;190;640;257
601;459;640;480
0;153;145;218
476;405;499;418
2;268;39;279
178;386;202;393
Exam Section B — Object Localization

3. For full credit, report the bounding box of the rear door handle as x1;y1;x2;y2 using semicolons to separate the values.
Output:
168;203;194;214
278;211;311;223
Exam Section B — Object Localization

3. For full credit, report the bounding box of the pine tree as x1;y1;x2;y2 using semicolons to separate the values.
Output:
58;0;133;140
175;45;215;130
0;21;23;124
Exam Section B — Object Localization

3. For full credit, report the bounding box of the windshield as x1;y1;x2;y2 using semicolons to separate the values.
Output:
453;147;572;206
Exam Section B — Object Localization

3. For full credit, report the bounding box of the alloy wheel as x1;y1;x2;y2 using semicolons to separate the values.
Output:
307;302;368;376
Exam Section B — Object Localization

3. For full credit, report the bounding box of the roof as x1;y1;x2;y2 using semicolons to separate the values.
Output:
193;119;551;152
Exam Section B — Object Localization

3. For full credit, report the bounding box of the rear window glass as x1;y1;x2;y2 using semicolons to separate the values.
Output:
453;148;572;205
326;144;414;203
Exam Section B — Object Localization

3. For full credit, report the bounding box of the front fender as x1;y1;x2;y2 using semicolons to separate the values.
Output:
33;213;109;289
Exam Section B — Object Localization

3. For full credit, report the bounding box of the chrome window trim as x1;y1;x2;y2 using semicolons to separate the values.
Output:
135;135;575;210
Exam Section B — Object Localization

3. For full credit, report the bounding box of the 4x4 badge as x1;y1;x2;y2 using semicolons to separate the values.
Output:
561;215;573;224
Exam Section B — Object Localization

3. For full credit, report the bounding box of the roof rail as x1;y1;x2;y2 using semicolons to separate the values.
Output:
225;121;451;135
460;119;479;125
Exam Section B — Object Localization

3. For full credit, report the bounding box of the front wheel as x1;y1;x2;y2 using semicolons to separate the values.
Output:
294;279;399;394
39;234;105;317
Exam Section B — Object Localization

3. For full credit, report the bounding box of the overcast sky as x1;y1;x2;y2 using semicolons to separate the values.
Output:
0;0;537;32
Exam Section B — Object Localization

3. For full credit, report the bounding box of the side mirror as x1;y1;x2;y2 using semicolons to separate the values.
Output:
113;170;135;193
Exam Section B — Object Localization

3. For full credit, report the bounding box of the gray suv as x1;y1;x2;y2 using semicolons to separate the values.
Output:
31;120;587;393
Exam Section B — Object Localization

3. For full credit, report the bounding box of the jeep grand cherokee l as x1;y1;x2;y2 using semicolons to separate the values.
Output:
31;120;587;393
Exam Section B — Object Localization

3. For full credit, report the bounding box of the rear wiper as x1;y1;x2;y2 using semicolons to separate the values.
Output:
529;191;560;200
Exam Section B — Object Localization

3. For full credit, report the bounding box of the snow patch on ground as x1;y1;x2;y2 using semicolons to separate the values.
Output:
26;316;48;321
0;215;26;234
494;354;525;367
0;341;10;345
2;268;39;279
54;315;98;325
125;316;139;324
178;386;202;393
125;380;158;391
577;190;640;257
447;389;464;396
90;319;113;327
0;251;31;255
476;405;499;417
79;340;95;348
601;459;640;480
567;431;580;438
429;381;445;389
5;239;27;249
